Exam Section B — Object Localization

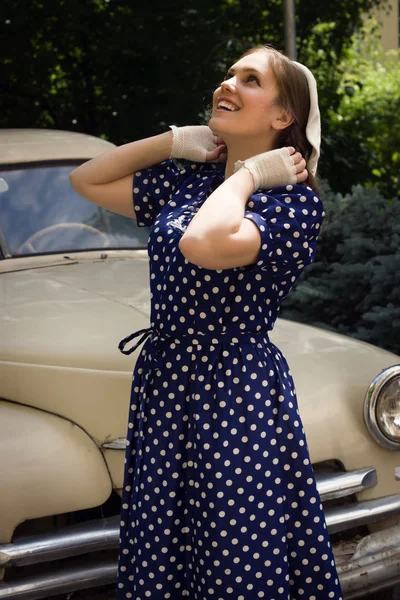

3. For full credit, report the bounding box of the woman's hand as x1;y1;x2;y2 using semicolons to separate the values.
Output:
290;147;308;183
234;146;308;191
207;135;227;163
169;125;226;163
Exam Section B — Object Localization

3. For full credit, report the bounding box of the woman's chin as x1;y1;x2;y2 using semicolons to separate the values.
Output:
208;115;219;132
208;115;231;136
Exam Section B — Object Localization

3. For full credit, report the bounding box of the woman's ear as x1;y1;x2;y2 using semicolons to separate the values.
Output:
271;109;295;131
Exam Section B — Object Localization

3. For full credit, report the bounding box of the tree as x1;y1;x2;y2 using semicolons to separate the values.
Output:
1;0;387;146
321;19;400;199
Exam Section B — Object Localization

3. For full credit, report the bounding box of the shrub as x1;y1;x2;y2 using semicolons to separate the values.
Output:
280;182;400;355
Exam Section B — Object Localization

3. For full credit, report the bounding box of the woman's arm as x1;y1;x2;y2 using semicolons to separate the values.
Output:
179;148;308;270
180;176;323;273
69;131;173;218
179;168;259;269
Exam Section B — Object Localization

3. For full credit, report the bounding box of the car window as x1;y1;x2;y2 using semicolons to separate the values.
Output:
0;164;150;256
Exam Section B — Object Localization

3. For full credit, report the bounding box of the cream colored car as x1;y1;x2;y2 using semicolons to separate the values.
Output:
1;129;400;600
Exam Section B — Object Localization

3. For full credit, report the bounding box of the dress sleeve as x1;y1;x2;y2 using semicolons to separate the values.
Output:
243;184;325;277
133;159;185;227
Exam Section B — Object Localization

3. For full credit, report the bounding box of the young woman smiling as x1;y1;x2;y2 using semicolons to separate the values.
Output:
70;45;342;600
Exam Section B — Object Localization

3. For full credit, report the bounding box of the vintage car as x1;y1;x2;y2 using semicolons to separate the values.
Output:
1;128;400;600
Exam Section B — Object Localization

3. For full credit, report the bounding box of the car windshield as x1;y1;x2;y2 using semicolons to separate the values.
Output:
0;163;149;257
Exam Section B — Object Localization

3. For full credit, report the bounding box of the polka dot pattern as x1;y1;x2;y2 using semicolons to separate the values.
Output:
117;161;342;599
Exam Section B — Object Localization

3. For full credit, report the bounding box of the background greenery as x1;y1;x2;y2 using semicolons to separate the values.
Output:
2;0;399;353
0;0;387;143
278;19;400;356
322;20;400;199
281;182;400;354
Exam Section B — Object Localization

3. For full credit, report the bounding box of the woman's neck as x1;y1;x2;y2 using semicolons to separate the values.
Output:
224;139;276;179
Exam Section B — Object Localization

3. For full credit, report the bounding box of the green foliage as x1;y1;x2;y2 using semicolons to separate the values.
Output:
320;19;400;199
1;0;386;146
280;182;400;354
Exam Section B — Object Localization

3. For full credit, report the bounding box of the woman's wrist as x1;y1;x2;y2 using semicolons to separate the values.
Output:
182;160;254;244
229;163;256;199
233;147;298;191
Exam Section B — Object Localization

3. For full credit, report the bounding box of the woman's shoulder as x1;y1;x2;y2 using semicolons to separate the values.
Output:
248;183;324;225
253;183;320;199
251;183;323;209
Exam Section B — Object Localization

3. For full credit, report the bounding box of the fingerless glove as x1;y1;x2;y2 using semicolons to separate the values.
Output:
234;147;297;191
169;125;218;163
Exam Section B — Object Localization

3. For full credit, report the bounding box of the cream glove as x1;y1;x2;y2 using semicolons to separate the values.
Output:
169;125;218;162
234;147;297;192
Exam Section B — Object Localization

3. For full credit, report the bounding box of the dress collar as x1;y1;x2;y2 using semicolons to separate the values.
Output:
201;162;225;182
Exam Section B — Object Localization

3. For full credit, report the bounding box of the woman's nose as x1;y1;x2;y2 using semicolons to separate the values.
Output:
221;77;236;92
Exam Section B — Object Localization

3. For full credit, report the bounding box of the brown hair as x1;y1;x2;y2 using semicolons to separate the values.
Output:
242;45;319;192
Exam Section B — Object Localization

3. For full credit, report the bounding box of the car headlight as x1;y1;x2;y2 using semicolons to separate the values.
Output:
364;366;400;450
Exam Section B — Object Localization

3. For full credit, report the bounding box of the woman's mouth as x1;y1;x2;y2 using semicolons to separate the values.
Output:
216;100;240;112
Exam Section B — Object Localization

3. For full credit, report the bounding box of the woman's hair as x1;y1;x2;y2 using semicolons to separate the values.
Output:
242;45;319;192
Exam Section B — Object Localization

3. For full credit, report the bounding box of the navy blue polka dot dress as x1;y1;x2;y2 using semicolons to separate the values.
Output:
117;160;343;600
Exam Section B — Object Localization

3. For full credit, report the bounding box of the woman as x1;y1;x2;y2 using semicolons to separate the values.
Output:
70;46;343;599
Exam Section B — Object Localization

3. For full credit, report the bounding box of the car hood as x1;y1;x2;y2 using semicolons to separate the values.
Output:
1;252;398;377
2;255;400;495
0;255;152;371
1;255;398;377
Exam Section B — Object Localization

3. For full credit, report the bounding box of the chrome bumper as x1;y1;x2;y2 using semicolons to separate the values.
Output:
336;524;400;598
320;466;400;534
319;466;400;596
0;466;400;599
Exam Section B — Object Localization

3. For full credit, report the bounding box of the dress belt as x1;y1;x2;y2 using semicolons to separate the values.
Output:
118;326;271;358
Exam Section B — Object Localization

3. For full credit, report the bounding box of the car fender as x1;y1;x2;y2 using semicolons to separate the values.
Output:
0;400;112;543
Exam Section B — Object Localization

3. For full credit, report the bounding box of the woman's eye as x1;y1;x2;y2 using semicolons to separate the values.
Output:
246;75;260;84
221;73;260;85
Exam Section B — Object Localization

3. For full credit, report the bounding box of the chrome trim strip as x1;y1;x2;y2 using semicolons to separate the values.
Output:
102;438;127;450
0;516;119;567
326;493;400;534
315;467;377;501
364;365;400;451
0;555;116;600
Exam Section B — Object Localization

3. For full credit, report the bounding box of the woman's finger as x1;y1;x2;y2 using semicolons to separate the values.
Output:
206;144;227;162
296;168;308;183
292;152;303;164
295;158;307;174
217;151;227;163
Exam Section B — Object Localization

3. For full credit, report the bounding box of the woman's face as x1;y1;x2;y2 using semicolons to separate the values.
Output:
209;50;284;141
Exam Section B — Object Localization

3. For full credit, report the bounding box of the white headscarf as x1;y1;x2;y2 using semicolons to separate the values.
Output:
292;61;321;176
